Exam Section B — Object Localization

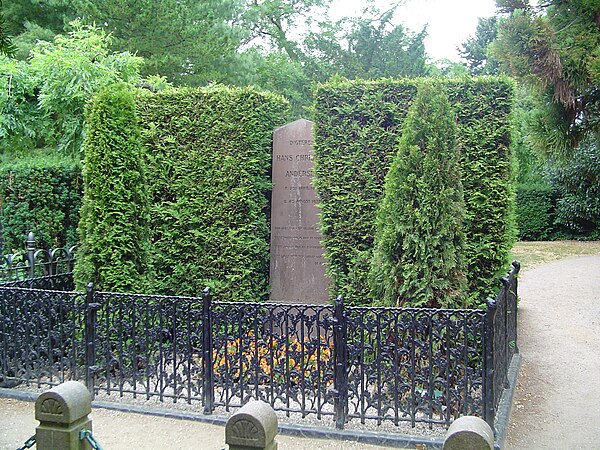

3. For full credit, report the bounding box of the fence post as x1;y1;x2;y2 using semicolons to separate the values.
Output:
84;283;99;400
202;286;214;414
510;261;520;355
333;295;348;429
483;297;496;432
500;275;511;389
26;231;35;279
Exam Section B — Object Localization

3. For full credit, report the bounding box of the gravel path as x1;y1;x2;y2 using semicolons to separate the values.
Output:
0;396;404;450
505;255;600;450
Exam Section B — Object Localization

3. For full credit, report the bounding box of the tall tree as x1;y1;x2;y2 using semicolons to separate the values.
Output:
0;1;16;56
3;0;75;59
303;5;429;81
240;0;328;62
73;0;245;85
492;0;600;156
74;83;151;293
459;16;500;75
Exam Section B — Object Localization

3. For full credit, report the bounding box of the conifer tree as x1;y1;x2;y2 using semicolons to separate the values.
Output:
74;83;151;292
368;81;467;308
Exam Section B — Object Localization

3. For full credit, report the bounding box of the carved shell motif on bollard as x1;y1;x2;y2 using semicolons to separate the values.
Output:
225;400;279;450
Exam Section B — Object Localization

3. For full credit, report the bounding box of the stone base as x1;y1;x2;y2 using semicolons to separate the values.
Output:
36;417;92;450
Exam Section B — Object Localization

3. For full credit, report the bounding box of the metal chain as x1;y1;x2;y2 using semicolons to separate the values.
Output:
80;429;104;450
16;435;36;450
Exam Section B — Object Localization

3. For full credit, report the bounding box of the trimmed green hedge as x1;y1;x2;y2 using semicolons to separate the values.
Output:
74;83;151;293
136;86;288;300
515;183;556;241
313;77;515;306
0;156;82;252
77;84;288;299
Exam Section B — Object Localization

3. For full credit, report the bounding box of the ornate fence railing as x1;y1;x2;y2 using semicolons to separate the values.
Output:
0;232;76;283
0;261;520;432
485;261;520;424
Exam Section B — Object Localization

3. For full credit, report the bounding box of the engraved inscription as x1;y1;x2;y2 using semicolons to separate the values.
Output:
270;119;329;304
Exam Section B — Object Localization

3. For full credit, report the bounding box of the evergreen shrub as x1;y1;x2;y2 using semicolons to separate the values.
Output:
74;83;151;292
0;156;82;253
550;136;600;239
136;87;288;300
515;183;556;240
313;77;515;306
77;85;287;298
369;82;467;308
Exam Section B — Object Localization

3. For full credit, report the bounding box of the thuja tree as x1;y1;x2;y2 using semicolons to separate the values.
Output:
369;82;467;308
74;83;151;292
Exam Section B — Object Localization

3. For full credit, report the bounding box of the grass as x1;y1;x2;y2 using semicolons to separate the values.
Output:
511;240;600;270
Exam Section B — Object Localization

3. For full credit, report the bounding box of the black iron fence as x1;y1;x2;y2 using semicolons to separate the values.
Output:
0;232;76;283
485;262;520;424
0;261;520;431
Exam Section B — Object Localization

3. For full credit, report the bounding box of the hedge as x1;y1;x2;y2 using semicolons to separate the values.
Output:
515;183;556;241
313;77;515;306
0;155;82;253
74;83;151;293
134;87;287;300
75;85;288;298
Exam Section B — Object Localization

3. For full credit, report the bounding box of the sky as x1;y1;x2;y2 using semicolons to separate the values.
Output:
328;0;498;62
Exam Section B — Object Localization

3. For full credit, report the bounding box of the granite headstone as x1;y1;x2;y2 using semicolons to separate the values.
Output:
269;119;328;303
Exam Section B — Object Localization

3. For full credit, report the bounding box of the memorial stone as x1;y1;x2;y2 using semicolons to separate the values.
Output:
269;119;328;303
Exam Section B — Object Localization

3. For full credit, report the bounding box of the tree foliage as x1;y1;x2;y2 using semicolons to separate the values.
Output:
74;83;151;293
304;6;428;81
0;57;53;155
549;136;600;239
369;82;467;308
492;0;600;155
3;0;433;119
459;16;500;75
0;1;16;57
0;21;143;156
73;0;245;86
241;0;328;62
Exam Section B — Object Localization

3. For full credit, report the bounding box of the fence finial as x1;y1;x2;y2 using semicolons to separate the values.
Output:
26;232;35;249
26;232;35;279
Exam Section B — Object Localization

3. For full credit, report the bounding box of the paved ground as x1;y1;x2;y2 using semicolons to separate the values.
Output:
0;396;402;449
2;254;599;449
504;255;600;450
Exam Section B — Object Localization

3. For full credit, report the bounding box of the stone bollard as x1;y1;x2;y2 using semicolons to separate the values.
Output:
35;381;93;450
225;400;278;450
443;416;494;450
